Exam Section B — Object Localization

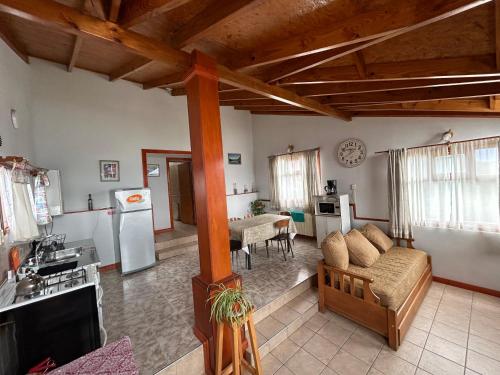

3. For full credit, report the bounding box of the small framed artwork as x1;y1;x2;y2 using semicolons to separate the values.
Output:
228;153;241;165
100;160;120;182
147;164;160;177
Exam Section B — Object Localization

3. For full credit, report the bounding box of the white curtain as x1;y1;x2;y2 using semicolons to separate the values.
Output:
388;149;413;239
269;149;321;213
407;138;500;232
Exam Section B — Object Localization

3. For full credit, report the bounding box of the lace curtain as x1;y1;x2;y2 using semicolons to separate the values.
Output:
406;137;500;232
269;149;321;213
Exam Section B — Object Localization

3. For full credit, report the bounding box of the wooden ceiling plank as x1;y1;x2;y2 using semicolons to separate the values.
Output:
234;105;297;111
219;99;282;106
295;76;500;97
496;0;500;69
0;0;350;120
322;81;500;105
250;111;321;116
236;0;491;69
341;99;492;112
83;0;106;20
216;65;351;120
352;110;500;118
352;51;367;79
279;55;498;84
109;57;155;81
489;95;500;109
0;20;29;63
67;34;83;72
119;0;192;28
172;0;256;48
143;71;185;89
109;0;122;22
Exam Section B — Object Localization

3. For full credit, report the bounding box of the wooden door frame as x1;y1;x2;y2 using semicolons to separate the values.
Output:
141;149;191;233
166;157;195;228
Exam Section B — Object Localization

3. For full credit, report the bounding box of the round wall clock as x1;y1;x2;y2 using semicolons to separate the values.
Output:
337;138;367;168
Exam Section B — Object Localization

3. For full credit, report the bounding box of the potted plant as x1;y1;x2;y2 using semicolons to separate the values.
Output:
209;281;253;327
250;200;265;216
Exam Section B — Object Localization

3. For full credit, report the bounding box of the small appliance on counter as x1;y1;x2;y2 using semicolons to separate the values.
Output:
324;179;337;195
111;188;156;274
314;194;351;248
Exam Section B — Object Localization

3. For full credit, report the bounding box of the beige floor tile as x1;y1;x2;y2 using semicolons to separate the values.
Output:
418;350;464;375
367;368;384;375
342;330;384;365
416;304;437;320
468;334;500;361
272;305;301;326
271;338;301;364
470;313;500;345
302;288;319;304
411;314;433;332
285;348;326;375
391;339;423;365
256;330;268;347
275;365;294;375
405;326;429;348
373;349;416;375
305;312;330;332
465;369;480;375
327;350;370;375
289;325;315;347
434;311;470;331
303;333;339;365
425;334;466;366
318;321;355;347
256;316;286;340
466;350;500;375
320;367;337;375
415;369;432;375
261;353;283;374
329;313;360;332
287;295;315;314
430;321;468;347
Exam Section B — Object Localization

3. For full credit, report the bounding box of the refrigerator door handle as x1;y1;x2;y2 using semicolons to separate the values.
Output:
119;214;125;233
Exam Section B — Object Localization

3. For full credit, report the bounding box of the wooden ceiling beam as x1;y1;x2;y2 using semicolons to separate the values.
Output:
143;71;185;89
0;0;350;120
322;81;500;105
234;105;297;111
279;55;498;85
352;110;500;118
109;0;122;22
0;20;28;63
352;51;367;79
83;0;106;20
171;0;256;48
236;0;491;69
67;35;83;72
109;57;155;81
496;0;500;69
341;99;492;112
251;111;321;116
219;99;282;106
119;0;191;28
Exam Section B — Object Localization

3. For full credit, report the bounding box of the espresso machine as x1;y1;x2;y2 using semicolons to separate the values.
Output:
324;179;337;195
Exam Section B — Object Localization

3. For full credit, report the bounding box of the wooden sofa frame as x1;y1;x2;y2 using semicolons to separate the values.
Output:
317;238;432;350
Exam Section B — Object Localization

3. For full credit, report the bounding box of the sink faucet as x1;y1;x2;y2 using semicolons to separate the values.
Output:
34;234;55;267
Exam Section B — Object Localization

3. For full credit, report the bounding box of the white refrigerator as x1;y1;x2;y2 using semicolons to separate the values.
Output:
112;188;156;274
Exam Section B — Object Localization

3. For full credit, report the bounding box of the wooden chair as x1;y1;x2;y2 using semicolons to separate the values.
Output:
268;219;294;261
229;230;242;270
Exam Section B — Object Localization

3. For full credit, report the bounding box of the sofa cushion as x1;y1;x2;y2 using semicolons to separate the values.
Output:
344;229;380;267
361;223;393;253
346;247;429;310
321;231;349;270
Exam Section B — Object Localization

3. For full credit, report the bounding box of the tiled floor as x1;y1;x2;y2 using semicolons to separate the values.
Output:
100;237;322;374
155;221;197;242
260;282;500;375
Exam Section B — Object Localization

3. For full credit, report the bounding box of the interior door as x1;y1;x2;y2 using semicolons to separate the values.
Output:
178;162;196;225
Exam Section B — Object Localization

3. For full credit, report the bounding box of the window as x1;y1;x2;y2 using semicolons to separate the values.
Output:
269;149;321;212
406;138;499;232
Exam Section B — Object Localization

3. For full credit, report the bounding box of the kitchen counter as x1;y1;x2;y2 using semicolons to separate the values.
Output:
37;238;101;271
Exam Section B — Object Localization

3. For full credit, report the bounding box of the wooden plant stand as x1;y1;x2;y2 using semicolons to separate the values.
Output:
215;310;262;375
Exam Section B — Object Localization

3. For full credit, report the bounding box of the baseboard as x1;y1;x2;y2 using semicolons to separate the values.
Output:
99;262;120;272
433;276;500;298
154;228;174;234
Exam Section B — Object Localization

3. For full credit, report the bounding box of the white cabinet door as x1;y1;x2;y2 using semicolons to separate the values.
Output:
326;216;341;234
315;215;328;248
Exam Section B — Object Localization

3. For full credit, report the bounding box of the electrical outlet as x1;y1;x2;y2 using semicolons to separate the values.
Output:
351;184;357;190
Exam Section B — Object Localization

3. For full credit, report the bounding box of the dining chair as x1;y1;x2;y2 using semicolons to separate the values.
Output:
229;230;242;270
269;219;294;261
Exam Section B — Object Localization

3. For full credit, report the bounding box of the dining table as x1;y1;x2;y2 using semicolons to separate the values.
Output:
228;213;297;269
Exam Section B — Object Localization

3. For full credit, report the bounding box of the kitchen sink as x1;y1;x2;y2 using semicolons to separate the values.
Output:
44;247;83;263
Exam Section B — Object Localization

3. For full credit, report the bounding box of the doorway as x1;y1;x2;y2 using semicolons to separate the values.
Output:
141;149;196;234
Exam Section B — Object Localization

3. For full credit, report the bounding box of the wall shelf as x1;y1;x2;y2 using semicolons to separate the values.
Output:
226;191;258;197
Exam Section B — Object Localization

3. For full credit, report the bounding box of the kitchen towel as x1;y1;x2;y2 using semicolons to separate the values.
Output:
11;182;39;241
34;174;52;225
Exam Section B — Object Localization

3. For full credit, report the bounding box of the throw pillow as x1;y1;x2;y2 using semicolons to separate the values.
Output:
361;223;393;253
344;229;380;267
321;231;349;270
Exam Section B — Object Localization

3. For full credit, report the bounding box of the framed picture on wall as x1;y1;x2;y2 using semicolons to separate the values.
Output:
147;164;160;177
100;160;120;182
228;153;241;165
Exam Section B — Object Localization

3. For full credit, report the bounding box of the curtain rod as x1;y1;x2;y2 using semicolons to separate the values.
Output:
0;156;48;173
268;147;320;158
375;135;500;154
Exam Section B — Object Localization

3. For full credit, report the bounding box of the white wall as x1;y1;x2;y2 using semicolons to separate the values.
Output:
147;155;170;230
252;114;500;290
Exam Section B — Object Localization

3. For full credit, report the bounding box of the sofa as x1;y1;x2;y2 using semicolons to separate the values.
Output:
317;224;432;350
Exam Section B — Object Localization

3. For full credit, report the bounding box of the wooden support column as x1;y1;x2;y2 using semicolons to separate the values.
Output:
184;50;243;375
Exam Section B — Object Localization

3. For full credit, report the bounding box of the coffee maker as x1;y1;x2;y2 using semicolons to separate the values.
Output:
324;180;337;195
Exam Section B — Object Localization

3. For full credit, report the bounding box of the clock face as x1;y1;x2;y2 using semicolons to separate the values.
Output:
337;138;367;168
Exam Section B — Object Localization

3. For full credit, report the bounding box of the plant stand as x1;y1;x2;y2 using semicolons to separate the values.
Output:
215;310;262;375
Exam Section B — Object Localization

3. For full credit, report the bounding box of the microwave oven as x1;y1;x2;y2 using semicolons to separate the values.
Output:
315;195;340;216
